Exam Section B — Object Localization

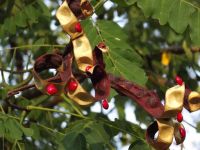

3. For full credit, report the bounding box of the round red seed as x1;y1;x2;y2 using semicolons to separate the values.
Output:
68;80;78;91
179;126;186;139
102;99;109;110
85;65;92;72
74;22;82;33
175;76;183;86
176;112;183;122
46;84;58;95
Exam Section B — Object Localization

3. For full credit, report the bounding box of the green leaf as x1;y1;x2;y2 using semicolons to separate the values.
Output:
108;89;118;100
83;20;143;64
30;123;41;139
37;0;51;17
18;96;31;107
112;119;144;138
105;49;147;85
190;10;200;46
83;20;147;85
0;120;5;135
197;122;200;133
138;0;195;33
4;119;23;140
62;119;110;148
3;17;16;34
24;5;39;24
128;140;151;150
0;26;4;37
167;0;195;33
15;11;27;27
137;0;172;24
137;0;200;45
0;88;7;99
28;110;43;120
20;126;33;137
89;143;105;150
111;0;137;6
114;95;127;120
62;133;87;150
134;104;153;125
83;123;109;144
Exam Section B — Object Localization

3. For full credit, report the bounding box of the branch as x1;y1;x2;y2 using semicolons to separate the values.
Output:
162;46;200;54
0;67;32;74
0;44;65;51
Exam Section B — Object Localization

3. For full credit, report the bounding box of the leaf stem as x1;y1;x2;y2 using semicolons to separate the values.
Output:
92;20;124;77
182;0;200;11
10;48;17;77
26;105;87;119
0;105;5;114
0;112;20;121
183;120;197;129
99;117;145;142
94;0;108;10
1;44;65;51
0;67;32;74
17;142;22;150
0;58;6;84
61;94;84;116
37;124;65;136
10;74;33;89
11;111;26;150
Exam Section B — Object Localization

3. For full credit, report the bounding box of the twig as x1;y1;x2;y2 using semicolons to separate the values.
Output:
0;67;32;74
37;124;65;136
160;46;200;55
183;120;197;130
11;111;26;150
5;75;61;111
26;105;87;119
0;44;65;51
61;94;84;116
10;48;17;77
7;75;61;96
94;0;108;10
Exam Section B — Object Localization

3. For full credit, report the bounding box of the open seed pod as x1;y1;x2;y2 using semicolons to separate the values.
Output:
32;53;66;95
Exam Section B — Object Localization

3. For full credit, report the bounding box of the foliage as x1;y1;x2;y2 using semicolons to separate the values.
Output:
0;0;200;149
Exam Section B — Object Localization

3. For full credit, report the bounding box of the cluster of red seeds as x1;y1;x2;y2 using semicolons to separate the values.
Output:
46;82;109;110
45;42;109;109
46;80;78;95
175;76;186;139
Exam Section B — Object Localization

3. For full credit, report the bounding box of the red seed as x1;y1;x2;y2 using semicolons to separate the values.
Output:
176;112;183;122
85;65;92;72
68;80;78;91
179;126;186;139
175;76;183;86
102;99;109;110
46;84;58;95
74;22;82;33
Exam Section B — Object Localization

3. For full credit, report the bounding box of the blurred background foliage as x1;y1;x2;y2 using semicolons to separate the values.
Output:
0;0;200;149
